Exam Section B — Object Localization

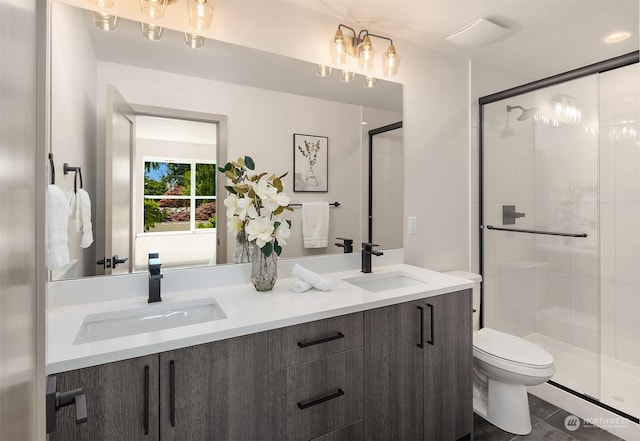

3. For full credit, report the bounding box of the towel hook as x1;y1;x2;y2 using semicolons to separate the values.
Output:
48;153;55;185
73;169;83;193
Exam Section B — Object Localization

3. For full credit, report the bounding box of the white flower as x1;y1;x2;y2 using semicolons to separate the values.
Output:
227;218;243;234
274;220;291;246
245;217;274;248
224;193;257;220
252;178;290;212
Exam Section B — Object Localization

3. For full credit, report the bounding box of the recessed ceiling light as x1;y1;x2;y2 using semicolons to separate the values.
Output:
603;31;632;44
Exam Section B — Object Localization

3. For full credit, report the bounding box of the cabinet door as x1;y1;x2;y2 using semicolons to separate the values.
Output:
49;354;159;441
423;290;473;441
159;332;269;441
363;301;424;441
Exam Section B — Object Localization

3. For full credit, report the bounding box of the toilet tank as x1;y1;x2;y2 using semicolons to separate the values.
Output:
445;271;482;330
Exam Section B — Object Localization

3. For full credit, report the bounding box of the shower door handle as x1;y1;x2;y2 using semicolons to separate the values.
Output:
502;205;526;225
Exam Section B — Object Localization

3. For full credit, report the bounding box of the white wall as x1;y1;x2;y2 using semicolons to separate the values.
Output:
50;2;98;278
96;61;364;263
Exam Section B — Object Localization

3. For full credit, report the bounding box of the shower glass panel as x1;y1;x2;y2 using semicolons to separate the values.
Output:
482;75;601;400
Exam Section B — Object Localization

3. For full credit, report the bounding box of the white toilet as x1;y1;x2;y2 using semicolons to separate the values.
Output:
446;271;555;435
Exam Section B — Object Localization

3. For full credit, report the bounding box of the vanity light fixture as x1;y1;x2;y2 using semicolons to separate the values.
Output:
141;22;164;41
340;69;355;82
316;64;332;77
187;0;214;32
551;94;582;124
89;0;114;8
184;33;205;49
364;75;377;88
92;11;119;31
140;0;169;20
329;24;400;77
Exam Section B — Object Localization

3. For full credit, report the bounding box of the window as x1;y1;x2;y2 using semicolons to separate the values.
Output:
143;159;216;233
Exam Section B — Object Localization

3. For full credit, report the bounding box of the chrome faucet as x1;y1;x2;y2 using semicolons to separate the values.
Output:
361;242;383;273
148;251;163;303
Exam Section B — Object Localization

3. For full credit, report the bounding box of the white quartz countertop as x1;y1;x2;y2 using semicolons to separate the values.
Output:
47;263;473;374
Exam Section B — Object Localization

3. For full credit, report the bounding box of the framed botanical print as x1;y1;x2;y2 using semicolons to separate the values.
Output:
293;134;328;192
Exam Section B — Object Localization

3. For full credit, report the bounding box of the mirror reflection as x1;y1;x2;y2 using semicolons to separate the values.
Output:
49;1;403;280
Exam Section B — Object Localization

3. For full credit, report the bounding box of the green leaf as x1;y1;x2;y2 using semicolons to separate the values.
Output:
217;166;225;173
273;177;283;192
274;241;282;256
286;219;292;228
225;185;237;194
262;241;273;257
245;156;255;170
224;163;233;172
278;171;288;179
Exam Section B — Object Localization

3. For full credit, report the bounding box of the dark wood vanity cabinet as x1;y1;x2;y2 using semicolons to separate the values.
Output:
159;332;269;441
48;291;471;441
364;289;473;441
49;334;269;441
49;354;160;441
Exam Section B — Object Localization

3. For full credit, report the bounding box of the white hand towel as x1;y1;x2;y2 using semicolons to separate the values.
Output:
67;189;94;248
291;279;313;293
76;189;94;248
292;264;331;291
302;202;329;248
47;184;70;269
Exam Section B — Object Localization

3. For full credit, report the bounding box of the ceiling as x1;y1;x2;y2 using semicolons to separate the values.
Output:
284;0;639;80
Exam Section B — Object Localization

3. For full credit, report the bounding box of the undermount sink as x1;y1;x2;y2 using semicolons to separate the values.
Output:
73;297;226;345
343;271;428;293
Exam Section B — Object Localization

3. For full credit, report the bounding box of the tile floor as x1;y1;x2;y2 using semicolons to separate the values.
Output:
473;394;625;441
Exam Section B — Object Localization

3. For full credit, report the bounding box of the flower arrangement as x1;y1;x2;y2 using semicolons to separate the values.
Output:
220;156;292;257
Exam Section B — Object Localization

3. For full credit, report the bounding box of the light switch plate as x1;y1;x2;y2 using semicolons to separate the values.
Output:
408;216;417;235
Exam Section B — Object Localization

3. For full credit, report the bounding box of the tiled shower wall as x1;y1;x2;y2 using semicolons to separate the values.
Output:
600;63;640;366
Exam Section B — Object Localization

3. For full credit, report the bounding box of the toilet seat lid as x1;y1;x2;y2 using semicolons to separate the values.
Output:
473;327;554;367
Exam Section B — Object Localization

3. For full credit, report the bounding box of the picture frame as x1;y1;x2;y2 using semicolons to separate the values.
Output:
293;133;328;192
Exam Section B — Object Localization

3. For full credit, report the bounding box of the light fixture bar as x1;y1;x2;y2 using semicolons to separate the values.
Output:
329;24;400;77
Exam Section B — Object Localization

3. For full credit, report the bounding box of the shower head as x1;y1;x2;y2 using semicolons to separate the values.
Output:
507;105;537;122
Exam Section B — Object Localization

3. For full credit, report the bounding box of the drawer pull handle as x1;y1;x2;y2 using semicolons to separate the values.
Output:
427;303;435;346
297;332;345;348
144;365;150;435
169;360;176;427
417;306;424;348
297;388;345;410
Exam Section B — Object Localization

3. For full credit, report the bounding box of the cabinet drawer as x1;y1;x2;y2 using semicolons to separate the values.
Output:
269;348;363;441
310;420;364;441
268;312;363;371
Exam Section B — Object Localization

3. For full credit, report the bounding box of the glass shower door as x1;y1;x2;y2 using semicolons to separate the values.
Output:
482;74;601;400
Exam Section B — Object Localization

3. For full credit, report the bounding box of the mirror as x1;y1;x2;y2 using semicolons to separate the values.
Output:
49;1;403;280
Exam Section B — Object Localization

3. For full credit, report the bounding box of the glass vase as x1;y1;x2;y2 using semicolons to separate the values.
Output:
233;230;253;264
250;242;278;291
